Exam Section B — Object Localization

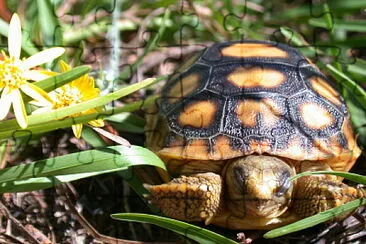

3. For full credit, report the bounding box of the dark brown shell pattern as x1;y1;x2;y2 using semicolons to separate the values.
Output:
156;40;360;172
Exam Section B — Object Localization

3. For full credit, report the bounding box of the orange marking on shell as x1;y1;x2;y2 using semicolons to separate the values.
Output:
183;139;209;159
300;103;334;129
158;134;186;159
311;138;337;160
178;100;217;128
168;73;200;104
227;67;285;88
310;77;341;106
248;139;271;154
211;136;243;159
236;99;281;128
282;137;307;161
221;43;288;58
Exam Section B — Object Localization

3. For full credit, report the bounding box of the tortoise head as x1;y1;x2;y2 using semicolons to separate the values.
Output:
225;155;295;218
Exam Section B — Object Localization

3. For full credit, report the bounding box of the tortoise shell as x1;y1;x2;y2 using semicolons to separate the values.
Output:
149;40;360;172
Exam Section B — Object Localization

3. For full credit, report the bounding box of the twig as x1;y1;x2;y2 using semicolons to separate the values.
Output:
0;200;41;244
0;231;27;244
56;184;179;244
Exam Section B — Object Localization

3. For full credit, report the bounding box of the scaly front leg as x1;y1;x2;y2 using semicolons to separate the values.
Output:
293;174;364;218
144;172;223;224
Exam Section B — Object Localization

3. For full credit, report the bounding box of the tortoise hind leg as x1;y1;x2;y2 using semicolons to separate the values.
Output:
293;174;364;218
144;172;223;225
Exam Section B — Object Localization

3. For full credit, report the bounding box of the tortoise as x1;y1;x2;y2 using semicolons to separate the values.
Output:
144;40;363;229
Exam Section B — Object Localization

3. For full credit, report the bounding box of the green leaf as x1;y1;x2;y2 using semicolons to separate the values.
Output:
0;145;166;193
64;20;137;45
326;64;366;110
33;65;92;92
31;77;156;124
309;18;366;32
0;172;101;193
0;95;158;140
322;4;333;30
290;171;366;185
37;0;63;46
22;65;92;104
279;27;319;57
346;58;366;82
81;126;108;148
264;198;366;238
0;77;161;139
111;213;237;244
105;113;145;134
345;90;366;147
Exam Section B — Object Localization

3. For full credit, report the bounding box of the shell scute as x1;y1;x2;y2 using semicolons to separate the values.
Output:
149;40;360;169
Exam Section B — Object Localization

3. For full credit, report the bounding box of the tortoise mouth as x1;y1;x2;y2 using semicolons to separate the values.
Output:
245;197;290;218
225;155;295;218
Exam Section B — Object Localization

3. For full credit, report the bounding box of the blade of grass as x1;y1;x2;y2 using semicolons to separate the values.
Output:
279;27;319;57
264;198;366;238
64;20;137;45
119;9;170;80
0;95;158;140
290;171;366;185
30;77;157;124
105;113;145;134
0;76;164;136
111;213;237;244
326;64;366;110
0;145;166;192
33;65;92;92
345;89;366;147
81;126;109;148
0;172;102;193
309;19;366;32
37;0;62;46
22;65;92;103
346;58;366;82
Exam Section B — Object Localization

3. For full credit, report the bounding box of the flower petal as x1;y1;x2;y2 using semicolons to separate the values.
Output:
21;47;65;70
12;89;28;128
0;91;12;120
8;14;21;59
23;70;55;81
59;60;71;72
31;106;52;115
72;124;83;138
88;119;104;127
20;82;53;105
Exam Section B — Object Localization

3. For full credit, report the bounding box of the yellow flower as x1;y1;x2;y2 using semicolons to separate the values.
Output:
32;61;104;138
0;14;65;128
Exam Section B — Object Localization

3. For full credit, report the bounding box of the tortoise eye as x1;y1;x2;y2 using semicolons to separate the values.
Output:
233;166;247;194
276;170;292;197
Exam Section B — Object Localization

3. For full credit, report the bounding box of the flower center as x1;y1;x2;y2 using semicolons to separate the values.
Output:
53;85;83;109
0;52;25;90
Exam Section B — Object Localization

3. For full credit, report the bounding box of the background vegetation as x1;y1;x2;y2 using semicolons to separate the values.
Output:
0;0;365;243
